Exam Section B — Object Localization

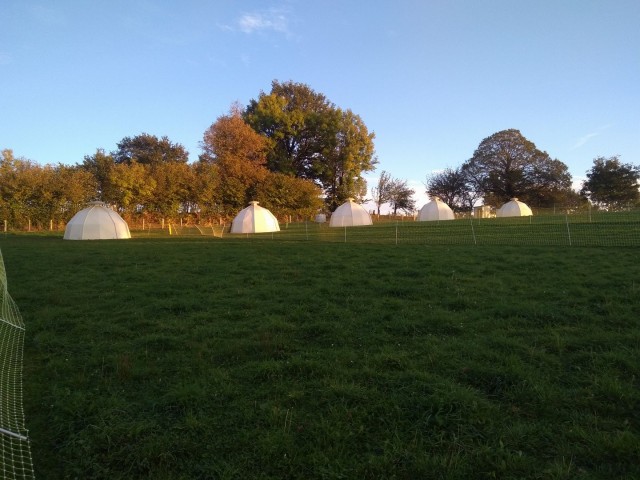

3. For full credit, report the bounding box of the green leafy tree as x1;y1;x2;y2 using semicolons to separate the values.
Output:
45;165;97;224
580;156;640;209
320;109;376;210
244;80;377;209
0;149;45;226
388;178;416;215
425;167;480;212
255;172;323;220
463;129;572;207
113;133;189;165
81;149;115;200
192;161;222;220
148;162;197;219
244;81;332;177
108;162;156;215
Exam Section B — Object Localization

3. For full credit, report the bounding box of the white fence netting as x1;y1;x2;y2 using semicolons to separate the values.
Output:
0;249;34;480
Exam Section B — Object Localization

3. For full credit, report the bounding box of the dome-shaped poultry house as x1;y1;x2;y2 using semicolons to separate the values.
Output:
63;202;131;240
417;197;455;221
496;198;533;217
329;198;372;227
230;201;280;233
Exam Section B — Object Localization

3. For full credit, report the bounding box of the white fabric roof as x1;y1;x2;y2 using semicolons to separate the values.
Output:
329;198;372;227
230;201;280;233
417;197;455;221
496;198;533;217
63;202;131;240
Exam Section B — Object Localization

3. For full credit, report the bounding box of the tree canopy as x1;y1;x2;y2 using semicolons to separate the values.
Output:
244;80;377;209
372;171;415;215
388;178;416;215
113;133;189;165
462;129;573;207
580;156;640;209
425;167;480;212
200;108;269;214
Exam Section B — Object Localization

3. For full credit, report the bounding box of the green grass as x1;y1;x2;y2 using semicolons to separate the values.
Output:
1;235;639;479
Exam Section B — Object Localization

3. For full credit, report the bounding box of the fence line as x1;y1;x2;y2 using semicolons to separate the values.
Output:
209;210;640;247
3;208;640;247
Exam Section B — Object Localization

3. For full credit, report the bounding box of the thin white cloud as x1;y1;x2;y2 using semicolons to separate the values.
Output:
218;8;291;36
0;52;11;65
238;11;288;33
571;125;612;150
572;132;599;149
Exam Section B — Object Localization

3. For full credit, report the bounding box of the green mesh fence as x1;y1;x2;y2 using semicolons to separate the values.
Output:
218;208;640;246
0;249;35;479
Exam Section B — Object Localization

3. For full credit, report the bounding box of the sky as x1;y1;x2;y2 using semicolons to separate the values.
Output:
1;0;639;210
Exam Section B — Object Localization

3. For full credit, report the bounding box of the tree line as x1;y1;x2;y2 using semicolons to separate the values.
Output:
1;81;378;229
2;81;638;230
424;129;639;212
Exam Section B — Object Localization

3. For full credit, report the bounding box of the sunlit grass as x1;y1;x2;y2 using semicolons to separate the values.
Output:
1;235;638;479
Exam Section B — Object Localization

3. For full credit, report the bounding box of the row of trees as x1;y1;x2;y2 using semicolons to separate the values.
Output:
2;81;379;228
425;129;640;211
3;82;638;229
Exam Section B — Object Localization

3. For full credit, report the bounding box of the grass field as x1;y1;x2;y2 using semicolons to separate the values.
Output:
1;235;639;479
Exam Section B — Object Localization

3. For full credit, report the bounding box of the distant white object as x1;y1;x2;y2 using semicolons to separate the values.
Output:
64;201;131;240
329;198;372;227
231;201;280;233
417;197;455;221
496;198;533;217
314;213;327;223
474;205;493;218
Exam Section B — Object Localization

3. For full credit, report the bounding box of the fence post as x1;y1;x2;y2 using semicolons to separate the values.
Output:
470;217;477;246
50;219;53;231
565;214;572;246
3;220;6;233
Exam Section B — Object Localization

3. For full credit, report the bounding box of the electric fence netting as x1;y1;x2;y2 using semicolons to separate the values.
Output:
217;208;640;246
0;249;34;480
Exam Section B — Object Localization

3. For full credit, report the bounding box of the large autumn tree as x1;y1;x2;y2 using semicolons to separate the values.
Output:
200;107;270;214
462;129;573;207
244;80;377;209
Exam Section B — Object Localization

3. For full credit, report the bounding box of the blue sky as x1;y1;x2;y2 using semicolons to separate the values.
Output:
1;0;639;208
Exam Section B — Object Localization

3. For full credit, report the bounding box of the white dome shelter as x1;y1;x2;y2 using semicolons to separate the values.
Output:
417;197;455;221
231;201;280;233
64;202;131;240
497;198;533;217
329;198;372;227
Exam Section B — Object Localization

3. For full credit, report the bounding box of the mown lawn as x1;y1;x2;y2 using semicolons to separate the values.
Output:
1;235;639;479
